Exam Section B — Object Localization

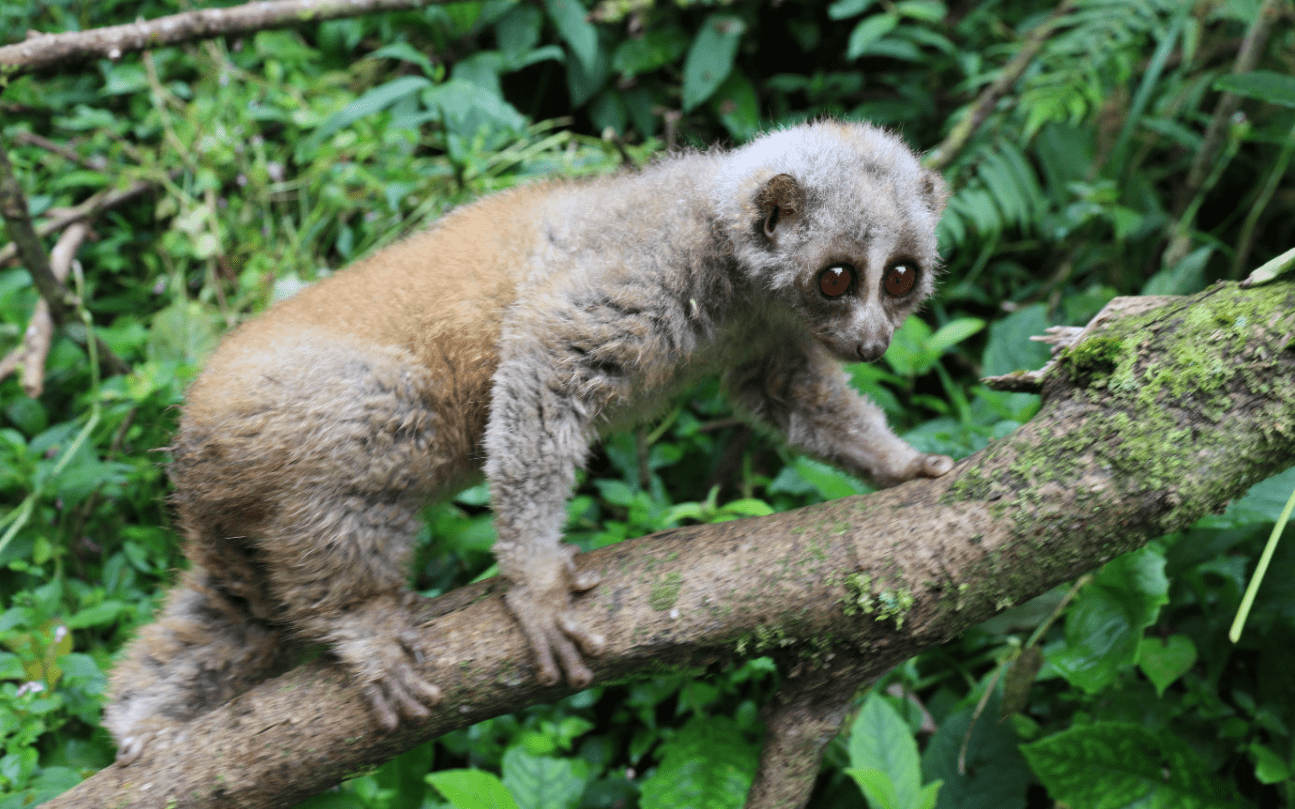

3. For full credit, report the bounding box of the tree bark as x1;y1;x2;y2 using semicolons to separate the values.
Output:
44;281;1295;809
0;0;449;77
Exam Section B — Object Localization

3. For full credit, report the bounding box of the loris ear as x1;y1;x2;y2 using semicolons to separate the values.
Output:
920;168;949;217
756;173;804;241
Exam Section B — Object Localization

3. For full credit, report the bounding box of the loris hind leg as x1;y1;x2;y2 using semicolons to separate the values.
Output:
186;338;452;729
257;491;443;729
104;563;290;765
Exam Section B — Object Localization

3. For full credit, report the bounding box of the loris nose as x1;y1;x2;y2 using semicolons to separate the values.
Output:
856;338;890;363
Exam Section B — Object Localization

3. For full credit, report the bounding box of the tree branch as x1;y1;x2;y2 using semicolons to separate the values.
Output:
0;0;450;77
43;281;1295;809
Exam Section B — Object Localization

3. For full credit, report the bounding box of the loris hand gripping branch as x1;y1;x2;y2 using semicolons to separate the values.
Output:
105;121;955;763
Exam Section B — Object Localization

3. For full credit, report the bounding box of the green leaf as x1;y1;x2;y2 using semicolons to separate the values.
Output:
427;769;519;809
501;747;588;809
846;13;900;60
1214;71;1295;108
980;304;1051;377
829;0;876;19
848;694;933;809
884;316;936;376
928;317;986;354
495;4;543;60
921;692;1030;809
894;0;946;22
845;768;904;809
370;42;437;75
147;300;221;366
639;716;757;809
544;0;598;73
1249;742;1290;785
612;26;688;76
564;34;610;107
310;75;433;145
1226;466;1295;522
1048;547;1169;693
1137;634;1196;696
681;15;745;112
712;71;759;141
1142;246;1211;296
65;601;126;630
1021;723;1238;808
788;457;868;500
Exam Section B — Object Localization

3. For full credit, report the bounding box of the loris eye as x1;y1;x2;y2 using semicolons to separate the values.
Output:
884;262;918;297
818;264;855;298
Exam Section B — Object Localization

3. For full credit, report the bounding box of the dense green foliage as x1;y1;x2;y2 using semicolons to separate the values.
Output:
2;0;1294;806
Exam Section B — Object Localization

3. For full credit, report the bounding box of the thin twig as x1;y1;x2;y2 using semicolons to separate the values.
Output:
0;175;164;267
0;0;451;77
12;131;109;171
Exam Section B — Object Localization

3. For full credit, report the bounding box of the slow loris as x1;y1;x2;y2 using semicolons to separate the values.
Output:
105;120;954;764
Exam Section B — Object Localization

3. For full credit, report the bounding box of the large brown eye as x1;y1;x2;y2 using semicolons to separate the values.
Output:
884;263;918;297
818;264;855;298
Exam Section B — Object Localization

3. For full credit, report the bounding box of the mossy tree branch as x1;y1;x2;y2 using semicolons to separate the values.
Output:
44;281;1295;809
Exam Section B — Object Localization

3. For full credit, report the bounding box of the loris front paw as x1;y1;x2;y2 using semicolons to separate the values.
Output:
504;543;605;687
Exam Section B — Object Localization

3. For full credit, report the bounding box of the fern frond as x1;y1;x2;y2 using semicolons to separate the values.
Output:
1018;0;1181;137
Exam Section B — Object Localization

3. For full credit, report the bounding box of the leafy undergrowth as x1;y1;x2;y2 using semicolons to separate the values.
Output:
3;1;1294;807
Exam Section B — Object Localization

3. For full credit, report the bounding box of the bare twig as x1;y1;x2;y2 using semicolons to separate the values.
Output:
12;221;91;396
11;131;109;171
0;175;163;267
925;0;1078;173
0;0;451;77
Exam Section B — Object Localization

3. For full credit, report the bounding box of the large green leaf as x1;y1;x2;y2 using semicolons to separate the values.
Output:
1047;547;1169;693
639;716;757;809
1021;723;1239;809
543;0;598;73
1214;71;1295;108
681;15;745;112
922;693;1030;809
501;747;589;809
427;769;519;809
848;694;941;809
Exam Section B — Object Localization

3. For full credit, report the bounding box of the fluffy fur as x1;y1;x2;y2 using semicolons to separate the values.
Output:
105;120;954;764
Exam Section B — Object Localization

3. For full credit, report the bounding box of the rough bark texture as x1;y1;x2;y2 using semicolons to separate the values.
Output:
44;281;1295;809
0;0;447;77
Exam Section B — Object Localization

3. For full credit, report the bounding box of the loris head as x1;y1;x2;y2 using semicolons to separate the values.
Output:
713;121;948;363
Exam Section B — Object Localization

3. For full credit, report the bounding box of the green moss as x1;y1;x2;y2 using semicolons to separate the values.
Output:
1058;335;1123;386
649;571;683;611
841;572;915;629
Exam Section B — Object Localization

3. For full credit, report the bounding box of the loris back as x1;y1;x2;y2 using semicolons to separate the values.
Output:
106;121;955;765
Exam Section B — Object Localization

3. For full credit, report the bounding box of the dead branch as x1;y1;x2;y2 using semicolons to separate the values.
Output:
0;0;451;77
0;141;129;378
38;281;1295;809
7;221;91;396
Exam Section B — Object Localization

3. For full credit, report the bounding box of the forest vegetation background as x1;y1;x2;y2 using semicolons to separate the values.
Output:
1;0;1295;807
